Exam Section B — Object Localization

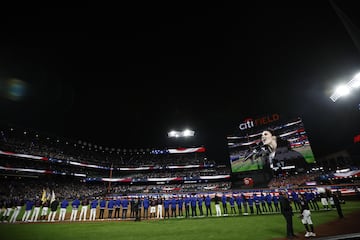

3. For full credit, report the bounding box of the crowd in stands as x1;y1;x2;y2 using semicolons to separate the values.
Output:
267;172;322;189
1;127;216;168
0;125;228;177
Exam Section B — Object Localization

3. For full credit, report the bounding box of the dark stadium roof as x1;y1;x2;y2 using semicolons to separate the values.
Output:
0;2;360;164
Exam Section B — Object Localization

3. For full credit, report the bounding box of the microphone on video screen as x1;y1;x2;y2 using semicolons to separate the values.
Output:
244;142;265;161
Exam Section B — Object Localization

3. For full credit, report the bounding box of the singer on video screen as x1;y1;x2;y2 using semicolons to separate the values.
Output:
259;128;308;175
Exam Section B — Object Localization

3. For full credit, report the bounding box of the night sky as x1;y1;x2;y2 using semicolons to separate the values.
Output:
0;1;359;164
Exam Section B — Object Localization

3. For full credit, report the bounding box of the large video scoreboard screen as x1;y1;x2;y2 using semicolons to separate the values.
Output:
228;115;315;174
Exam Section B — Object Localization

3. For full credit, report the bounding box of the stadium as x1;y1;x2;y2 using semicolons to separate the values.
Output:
1;114;360;240
1;2;360;240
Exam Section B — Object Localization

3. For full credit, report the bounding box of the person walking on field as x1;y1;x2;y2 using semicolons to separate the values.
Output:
299;194;316;237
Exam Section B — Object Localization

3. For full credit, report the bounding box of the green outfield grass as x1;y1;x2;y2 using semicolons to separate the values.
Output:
231;158;263;172
1;200;360;240
294;145;315;163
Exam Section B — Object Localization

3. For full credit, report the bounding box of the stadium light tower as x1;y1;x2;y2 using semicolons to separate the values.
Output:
330;72;360;102
168;129;195;138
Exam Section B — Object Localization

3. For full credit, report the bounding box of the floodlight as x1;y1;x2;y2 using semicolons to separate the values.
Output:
168;131;179;138
330;72;360;102
167;129;195;138
183;129;195;137
350;73;360;88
